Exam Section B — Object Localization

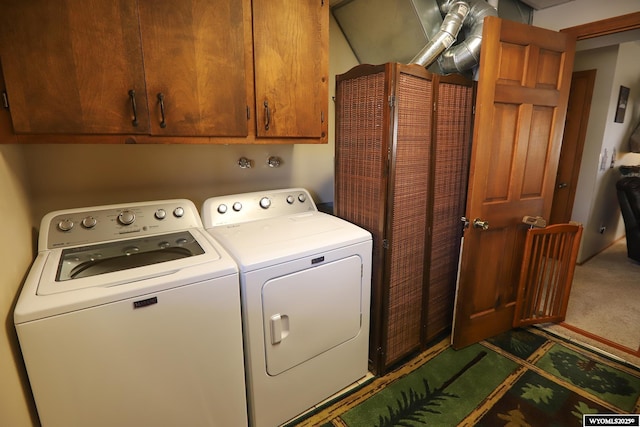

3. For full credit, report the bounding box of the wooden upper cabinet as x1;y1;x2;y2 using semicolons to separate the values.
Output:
252;0;328;141
0;0;328;143
0;0;149;134
138;0;248;137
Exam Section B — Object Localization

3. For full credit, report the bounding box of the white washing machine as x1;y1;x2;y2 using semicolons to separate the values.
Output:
202;188;372;427
14;199;248;427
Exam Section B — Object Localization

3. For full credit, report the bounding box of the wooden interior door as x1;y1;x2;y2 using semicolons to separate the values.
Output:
550;70;596;224
451;17;576;349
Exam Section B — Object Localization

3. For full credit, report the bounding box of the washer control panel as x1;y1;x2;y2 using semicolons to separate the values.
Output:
41;199;202;250
202;188;317;227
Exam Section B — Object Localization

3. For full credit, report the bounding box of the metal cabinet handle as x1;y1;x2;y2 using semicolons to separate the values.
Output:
263;100;270;131
128;90;138;127
157;93;167;128
2;90;10;109
473;218;489;230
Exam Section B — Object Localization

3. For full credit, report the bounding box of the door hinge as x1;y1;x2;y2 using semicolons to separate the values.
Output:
382;239;389;249
2;91;9;109
321;110;324;123
388;95;395;108
461;216;470;231
246;105;250;120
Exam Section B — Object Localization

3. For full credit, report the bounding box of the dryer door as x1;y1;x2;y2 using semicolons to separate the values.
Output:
262;255;362;376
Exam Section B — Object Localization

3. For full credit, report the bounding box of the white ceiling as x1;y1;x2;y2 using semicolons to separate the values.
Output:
517;0;574;9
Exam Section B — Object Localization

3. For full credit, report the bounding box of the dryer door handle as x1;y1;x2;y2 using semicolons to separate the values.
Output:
269;313;289;345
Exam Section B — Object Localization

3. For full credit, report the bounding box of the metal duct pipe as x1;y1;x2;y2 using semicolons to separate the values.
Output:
437;0;498;74
410;0;498;74
410;1;470;68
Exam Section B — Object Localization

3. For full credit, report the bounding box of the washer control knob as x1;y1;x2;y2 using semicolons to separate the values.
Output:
123;246;139;256
173;207;185;218
81;216;97;229
233;202;243;212
155;209;167;220
259;197;271;209
286;195;295;204
118;210;136;225
58;219;74;232
298;193;307;203
217;204;228;214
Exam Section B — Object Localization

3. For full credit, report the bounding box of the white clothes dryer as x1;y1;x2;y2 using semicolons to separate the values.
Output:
14;200;247;427
202;188;372;427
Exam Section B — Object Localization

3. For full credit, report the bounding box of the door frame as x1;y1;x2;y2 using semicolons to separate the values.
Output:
558;11;640;358
550;69;596;225
560;12;640;41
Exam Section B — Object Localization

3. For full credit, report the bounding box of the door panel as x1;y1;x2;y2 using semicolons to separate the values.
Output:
17;277;247;427
262;256;362;376
0;0;149;134
138;0;248;136
452;17;575;349
253;0;327;138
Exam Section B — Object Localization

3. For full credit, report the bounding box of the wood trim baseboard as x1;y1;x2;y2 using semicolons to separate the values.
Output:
560;322;640;357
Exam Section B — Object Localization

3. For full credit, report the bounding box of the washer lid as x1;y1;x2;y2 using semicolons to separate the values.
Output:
56;231;204;281
36;229;227;295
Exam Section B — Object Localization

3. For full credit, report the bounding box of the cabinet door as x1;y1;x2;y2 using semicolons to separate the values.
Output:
138;0;248;137
0;1;149;134
0;60;17;143
252;0;328;140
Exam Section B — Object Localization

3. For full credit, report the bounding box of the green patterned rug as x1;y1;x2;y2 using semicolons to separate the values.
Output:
290;328;640;427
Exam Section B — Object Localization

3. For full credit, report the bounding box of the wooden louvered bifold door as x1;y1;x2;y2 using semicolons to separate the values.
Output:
383;65;433;369
334;63;434;374
513;223;583;327
424;75;474;343
335;63;476;374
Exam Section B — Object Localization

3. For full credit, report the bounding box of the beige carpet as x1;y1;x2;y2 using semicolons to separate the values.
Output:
540;238;640;367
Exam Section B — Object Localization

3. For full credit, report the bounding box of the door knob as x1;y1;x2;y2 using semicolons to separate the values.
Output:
557;182;568;189
473;218;489;230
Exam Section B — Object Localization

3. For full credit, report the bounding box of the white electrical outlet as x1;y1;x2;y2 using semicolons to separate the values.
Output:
600;148;608;171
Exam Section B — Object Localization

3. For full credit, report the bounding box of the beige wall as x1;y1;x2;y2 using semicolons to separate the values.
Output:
0;145;38;427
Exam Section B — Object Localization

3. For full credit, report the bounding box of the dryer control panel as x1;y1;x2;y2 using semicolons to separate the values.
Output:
202;188;317;227
40;199;203;250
